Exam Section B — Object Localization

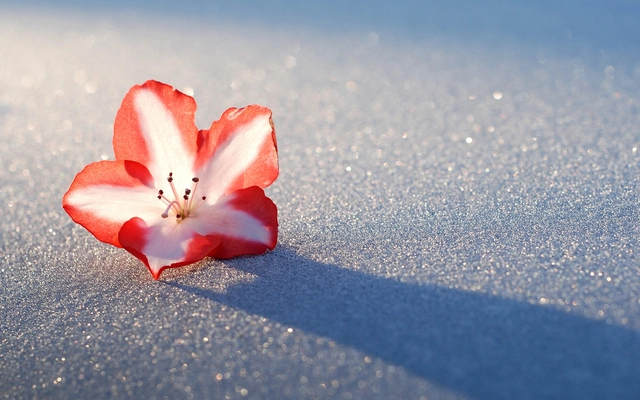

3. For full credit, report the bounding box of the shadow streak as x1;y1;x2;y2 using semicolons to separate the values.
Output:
166;247;640;400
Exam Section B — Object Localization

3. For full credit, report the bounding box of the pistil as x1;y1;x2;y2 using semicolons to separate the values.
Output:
161;201;180;218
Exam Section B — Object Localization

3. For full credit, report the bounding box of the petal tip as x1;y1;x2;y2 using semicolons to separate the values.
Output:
151;269;163;280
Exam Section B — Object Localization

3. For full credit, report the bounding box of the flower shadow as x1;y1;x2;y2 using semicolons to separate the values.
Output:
164;246;640;399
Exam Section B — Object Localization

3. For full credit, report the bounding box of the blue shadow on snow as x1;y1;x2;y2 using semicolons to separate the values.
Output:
165;246;640;400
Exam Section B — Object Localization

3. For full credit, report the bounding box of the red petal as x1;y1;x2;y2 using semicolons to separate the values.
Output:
207;186;278;259
62;160;155;247
196;105;278;195
113;80;199;179
118;217;222;280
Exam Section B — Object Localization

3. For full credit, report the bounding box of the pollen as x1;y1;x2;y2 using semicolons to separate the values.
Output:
157;174;207;221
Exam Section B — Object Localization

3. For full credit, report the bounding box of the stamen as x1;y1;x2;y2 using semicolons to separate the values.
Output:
157;193;175;209
182;191;190;216
167;173;180;204
191;195;207;213
157;174;208;221
187;177;200;212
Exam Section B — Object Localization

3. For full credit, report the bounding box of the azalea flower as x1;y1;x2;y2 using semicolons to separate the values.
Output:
63;80;279;279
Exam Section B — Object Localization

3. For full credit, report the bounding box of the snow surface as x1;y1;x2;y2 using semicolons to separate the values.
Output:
2;2;640;399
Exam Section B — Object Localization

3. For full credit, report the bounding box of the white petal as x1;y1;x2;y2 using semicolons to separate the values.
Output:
134;88;196;187
65;184;163;225
182;193;271;244
142;221;198;274
196;111;273;200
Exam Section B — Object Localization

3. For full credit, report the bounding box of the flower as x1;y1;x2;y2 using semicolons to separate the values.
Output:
63;80;279;279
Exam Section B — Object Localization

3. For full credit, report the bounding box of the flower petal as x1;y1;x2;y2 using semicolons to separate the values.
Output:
118;217;221;279
113;80;198;187
118;186;276;279
188;186;278;259
195;106;278;200
62;160;158;247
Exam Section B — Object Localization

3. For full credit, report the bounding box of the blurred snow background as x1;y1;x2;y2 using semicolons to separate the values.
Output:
2;1;640;399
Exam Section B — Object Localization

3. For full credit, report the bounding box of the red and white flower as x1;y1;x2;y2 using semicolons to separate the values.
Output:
63;80;279;279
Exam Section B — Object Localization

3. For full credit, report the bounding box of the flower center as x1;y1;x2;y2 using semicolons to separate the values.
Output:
157;172;207;221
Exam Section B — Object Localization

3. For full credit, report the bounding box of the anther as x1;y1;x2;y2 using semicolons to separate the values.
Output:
202;196;206;200
158;190;164;195
192;177;199;182
183;195;189;200
176;214;181;219
185;189;191;195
